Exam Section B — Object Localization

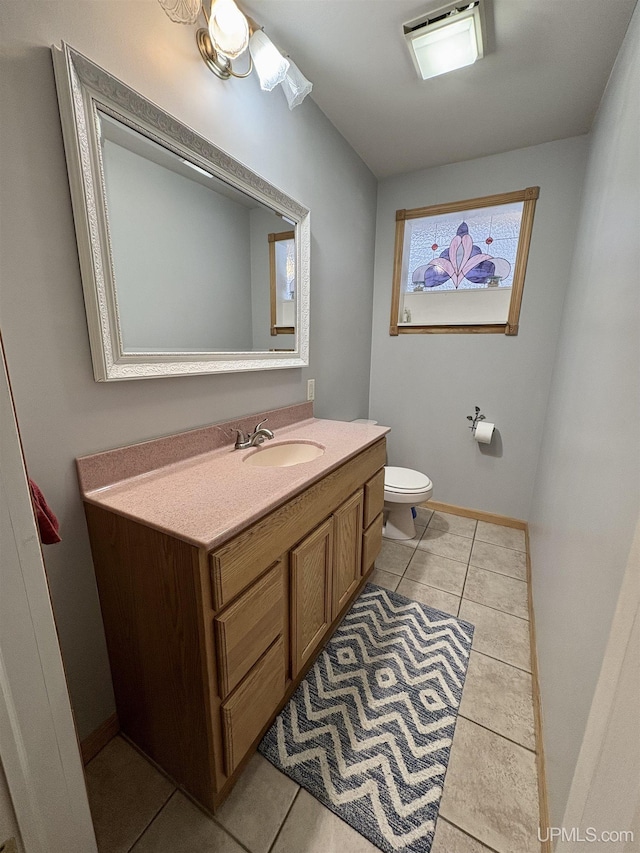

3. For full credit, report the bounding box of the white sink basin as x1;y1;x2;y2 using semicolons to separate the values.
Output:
244;441;325;468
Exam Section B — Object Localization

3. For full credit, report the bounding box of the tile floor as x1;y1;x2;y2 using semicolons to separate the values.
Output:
85;509;540;853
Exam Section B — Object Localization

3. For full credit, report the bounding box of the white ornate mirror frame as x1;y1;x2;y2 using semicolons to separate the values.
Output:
52;42;310;381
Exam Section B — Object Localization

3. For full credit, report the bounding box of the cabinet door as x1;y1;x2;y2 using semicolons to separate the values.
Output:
332;490;364;616
291;517;333;678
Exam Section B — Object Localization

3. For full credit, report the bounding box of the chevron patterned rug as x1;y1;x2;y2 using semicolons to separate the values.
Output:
259;583;474;852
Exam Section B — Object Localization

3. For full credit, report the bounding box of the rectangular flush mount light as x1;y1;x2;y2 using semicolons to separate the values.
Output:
404;1;485;80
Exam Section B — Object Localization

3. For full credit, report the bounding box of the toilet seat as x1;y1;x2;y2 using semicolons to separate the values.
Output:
384;466;432;494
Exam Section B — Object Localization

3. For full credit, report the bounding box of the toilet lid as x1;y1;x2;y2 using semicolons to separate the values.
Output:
384;466;432;493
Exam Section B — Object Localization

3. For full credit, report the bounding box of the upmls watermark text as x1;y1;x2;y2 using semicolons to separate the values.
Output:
538;827;634;844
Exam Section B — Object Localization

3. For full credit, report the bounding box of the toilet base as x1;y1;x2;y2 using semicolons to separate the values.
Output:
383;503;417;541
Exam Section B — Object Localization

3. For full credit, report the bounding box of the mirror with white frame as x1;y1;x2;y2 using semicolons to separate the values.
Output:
52;43;309;380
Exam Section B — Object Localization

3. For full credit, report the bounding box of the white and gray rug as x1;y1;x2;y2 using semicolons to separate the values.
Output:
259;583;474;852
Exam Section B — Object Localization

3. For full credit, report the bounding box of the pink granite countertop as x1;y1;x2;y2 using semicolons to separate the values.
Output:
78;413;389;551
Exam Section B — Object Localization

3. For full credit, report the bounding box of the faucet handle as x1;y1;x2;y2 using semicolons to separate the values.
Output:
254;418;269;432
233;428;250;448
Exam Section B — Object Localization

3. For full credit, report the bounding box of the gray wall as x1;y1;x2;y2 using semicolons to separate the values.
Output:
103;139;253;352
0;2;377;738
369;136;589;519
529;5;640;826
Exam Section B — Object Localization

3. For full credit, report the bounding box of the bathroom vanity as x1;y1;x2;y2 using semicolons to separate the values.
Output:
77;404;388;811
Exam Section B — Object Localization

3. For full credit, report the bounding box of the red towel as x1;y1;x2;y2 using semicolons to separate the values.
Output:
28;479;61;544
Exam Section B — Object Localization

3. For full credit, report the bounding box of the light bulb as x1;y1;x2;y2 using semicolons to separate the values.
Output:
249;30;289;91
208;0;249;60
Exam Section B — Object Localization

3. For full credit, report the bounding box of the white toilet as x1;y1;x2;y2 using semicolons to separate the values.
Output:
383;466;433;540
350;420;433;541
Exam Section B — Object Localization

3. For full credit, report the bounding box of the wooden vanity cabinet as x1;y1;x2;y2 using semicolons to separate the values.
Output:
84;437;385;812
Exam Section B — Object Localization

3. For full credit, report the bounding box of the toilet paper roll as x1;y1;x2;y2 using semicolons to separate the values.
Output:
474;421;495;444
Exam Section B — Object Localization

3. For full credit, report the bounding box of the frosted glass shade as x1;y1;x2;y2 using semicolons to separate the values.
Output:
249;30;290;91
406;11;482;80
280;59;313;109
208;0;249;60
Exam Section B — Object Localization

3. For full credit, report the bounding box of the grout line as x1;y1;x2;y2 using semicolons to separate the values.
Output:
462;592;529;622
470;648;532;675
437;816;502;853
459;596;531;622
460;553;472;604
210;816;254;853
474;536;527;555
266;788;300;853
467;562;528;583
428;526;476;540
458;713;536;755
127;788;178;852
399;573;464;600
413;547;470;566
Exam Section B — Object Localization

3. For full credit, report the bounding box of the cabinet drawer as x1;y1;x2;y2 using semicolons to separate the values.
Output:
214;562;285;698
362;512;383;573
363;468;385;529
221;637;285;776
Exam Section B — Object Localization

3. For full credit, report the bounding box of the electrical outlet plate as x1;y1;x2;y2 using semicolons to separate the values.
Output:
307;379;315;401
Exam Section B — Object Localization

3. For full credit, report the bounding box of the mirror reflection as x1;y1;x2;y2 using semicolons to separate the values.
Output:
269;230;296;338
99;112;296;354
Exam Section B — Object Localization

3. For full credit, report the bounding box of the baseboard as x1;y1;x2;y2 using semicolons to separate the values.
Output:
424;500;527;530
80;712;119;765
525;528;551;853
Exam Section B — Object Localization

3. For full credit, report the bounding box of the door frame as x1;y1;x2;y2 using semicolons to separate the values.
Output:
0;335;97;852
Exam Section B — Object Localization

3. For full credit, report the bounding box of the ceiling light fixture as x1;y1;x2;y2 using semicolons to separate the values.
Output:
156;0;312;108
404;1;485;80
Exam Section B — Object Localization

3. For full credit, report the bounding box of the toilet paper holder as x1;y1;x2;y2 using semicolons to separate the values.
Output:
467;406;486;432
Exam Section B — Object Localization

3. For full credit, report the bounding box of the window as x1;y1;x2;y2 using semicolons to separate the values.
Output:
390;187;539;335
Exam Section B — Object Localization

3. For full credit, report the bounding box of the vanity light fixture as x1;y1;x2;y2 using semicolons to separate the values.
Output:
404;1;486;80
156;0;312;107
249;29;290;91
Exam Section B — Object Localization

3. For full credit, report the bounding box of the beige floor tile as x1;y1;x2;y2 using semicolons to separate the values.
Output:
374;540;415;575
463;567;528;619
458;600;531;671
215;753;299;853
386;523;427;549
432;818;497;852
396;578;460;617
459;652;535;750
271;789;380;853
429;511;477;539
415;505;433;526
475;522;526;552
369;568;401;591
439;718;539;853
86;736;174;853
405;550;467;596
470;541;527;581
131;792;243;852
417;528;473;563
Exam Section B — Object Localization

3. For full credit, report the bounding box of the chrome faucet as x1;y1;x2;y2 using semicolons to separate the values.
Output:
234;418;275;450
